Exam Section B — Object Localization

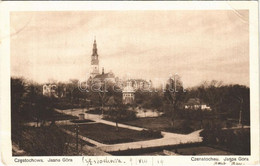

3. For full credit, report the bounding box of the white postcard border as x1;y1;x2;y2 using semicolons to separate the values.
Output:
0;1;259;166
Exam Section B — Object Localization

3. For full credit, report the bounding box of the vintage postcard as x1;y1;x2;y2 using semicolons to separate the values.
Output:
0;1;259;166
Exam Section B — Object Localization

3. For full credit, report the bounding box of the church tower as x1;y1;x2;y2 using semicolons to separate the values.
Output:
90;38;99;77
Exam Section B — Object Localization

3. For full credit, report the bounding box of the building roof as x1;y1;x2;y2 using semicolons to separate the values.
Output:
123;86;135;93
94;72;115;80
123;81;135;93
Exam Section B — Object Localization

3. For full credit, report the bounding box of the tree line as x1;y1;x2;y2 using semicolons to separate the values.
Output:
11;77;250;126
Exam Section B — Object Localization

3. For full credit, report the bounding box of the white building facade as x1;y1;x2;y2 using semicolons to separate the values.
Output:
122;81;135;105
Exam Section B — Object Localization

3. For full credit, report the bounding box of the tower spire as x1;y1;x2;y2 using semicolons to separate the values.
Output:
90;36;99;77
93;37;97;54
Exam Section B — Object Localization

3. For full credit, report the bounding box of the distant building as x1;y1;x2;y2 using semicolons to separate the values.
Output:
93;68;116;83
130;79;152;91
90;39;99;78
88;39;116;83
43;84;57;97
184;98;211;111
122;81;135;105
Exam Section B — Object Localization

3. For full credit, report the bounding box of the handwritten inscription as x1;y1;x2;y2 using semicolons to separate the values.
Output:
82;157;125;165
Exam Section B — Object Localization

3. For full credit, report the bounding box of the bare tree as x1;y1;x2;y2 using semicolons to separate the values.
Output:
164;74;184;127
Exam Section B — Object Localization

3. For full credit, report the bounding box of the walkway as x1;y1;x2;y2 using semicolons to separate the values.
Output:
23;108;250;154
55;108;203;152
98;130;202;152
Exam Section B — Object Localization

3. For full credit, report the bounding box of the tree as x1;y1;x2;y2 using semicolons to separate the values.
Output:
98;81;108;116
88;79;121;116
67;79;80;110
135;90;151;107
107;104;123;132
151;92;163;111
105;103;136;132
11;77;26;148
196;81;250;126
164;74;185;127
34;95;55;126
197;80;224;112
226;85;250;126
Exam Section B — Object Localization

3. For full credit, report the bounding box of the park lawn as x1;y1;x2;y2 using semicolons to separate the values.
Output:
200;128;250;155
70;119;94;123
51;111;78;121
12;125;92;156
124;117;173;131
128;146;233;156
173;146;234;155
123;117;197;133
124;117;228;134
33;110;78;122
63;123;162;144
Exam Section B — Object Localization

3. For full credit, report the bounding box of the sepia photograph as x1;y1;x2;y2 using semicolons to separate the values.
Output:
9;10;252;157
0;2;259;165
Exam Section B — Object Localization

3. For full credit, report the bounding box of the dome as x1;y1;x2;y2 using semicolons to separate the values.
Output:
123;81;135;93
122;85;135;93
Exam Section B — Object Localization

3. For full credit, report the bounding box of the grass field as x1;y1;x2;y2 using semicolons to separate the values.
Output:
124;116;228;134
174;146;234;155
63;123;162;144
135;146;233;155
70;119;94;123
34;110;78;122
123;117;197;133
12;125;91;156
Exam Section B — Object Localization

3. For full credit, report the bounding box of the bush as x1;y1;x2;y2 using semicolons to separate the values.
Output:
163;120;194;134
54;100;74;110
53;98;86;110
120;110;137;121
104;109;137;122
70;119;94;123
200;128;250;155
225;121;233;128
165;127;194;134
103;138;134;144
13;125;74;156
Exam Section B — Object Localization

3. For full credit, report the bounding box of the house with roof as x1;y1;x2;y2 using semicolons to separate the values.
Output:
93;68;116;83
42;84;58;97
184;98;211;111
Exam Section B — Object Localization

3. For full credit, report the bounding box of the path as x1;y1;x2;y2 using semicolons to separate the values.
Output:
55;108;203;152
23;108;250;154
98;130;202;152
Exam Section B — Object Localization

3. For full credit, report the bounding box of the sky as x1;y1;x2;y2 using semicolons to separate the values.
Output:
10;11;249;88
